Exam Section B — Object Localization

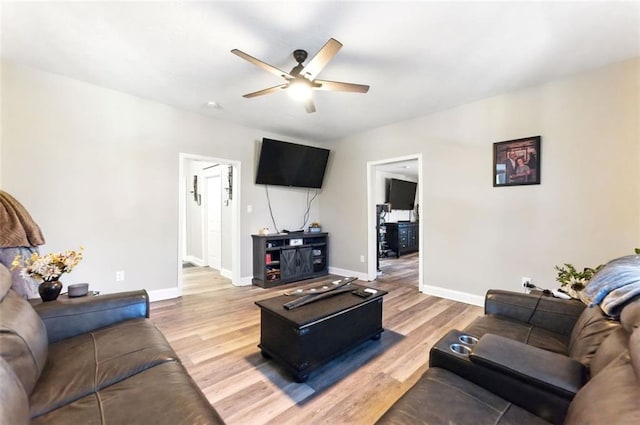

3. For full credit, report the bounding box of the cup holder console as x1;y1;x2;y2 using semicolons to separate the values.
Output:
450;343;472;356
458;335;479;345
449;334;478;356
431;330;484;383
431;330;482;369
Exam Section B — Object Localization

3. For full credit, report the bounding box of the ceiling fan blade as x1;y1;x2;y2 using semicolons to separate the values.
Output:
231;49;292;79
302;38;343;80
242;84;287;98
304;99;316;113
314;79;370;93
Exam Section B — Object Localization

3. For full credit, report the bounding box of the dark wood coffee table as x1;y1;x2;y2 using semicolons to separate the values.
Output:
255;283;387;382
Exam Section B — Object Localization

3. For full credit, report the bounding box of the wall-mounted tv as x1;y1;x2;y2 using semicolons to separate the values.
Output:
386;178;417;210
255;138;330;189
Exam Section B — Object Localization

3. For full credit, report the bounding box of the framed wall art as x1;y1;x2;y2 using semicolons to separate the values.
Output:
493;136;541;187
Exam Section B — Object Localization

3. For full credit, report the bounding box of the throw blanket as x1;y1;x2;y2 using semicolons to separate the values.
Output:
0;190;45;248
582;255;640;317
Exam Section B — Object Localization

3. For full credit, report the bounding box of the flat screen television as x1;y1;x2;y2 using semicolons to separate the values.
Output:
386;178;417;210
255;138;330;189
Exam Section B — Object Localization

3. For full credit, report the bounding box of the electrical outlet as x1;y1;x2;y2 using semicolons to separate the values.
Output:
116;271;125;282
360;255;365;263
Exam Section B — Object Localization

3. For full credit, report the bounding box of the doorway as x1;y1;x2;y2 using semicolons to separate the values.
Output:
366;154;423;291
178;153;241;295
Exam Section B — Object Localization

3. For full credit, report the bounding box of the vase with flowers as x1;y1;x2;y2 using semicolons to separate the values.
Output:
11;248;83;301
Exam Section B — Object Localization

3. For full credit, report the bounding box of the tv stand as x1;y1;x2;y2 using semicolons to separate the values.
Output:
252;232;328;288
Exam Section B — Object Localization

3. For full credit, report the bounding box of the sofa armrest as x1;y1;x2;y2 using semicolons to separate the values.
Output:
485;290;586;335
33;290;149;344
470;334;587;399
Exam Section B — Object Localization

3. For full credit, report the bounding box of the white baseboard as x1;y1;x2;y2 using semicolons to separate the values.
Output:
233;275;252;286
420;284;484;306
328;267;370;282
148;287;181;302
183;255;205;267
220;268;233;279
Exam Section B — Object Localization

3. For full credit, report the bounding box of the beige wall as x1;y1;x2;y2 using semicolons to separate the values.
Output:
0;61;323;297
3;59;638;302
322;59;640;299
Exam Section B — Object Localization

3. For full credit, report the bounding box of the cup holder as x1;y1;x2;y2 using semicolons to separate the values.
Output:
458;335;479;345
450;343;472;356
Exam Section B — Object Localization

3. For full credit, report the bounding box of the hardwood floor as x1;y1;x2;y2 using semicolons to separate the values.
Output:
150;261;482;424
378;252;419;285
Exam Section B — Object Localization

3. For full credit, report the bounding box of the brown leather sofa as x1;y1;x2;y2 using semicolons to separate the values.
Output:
377;290;640;425
0;263;224;425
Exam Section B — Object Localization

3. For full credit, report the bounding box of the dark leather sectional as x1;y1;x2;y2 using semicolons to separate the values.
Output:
0;263;224;425
5;248;639;425
377;290;640;424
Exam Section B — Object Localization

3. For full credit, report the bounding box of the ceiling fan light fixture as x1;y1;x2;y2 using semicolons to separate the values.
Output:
232;38;369;112
287;79;313;102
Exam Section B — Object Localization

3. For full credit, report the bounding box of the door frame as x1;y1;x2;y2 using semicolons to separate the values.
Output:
203;166;222;271
366;154;423;291
178;153;242;294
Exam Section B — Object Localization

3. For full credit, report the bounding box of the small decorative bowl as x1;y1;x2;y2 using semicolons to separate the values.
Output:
68;283;89;297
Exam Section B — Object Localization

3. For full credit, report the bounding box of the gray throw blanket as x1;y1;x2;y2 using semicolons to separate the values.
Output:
581;255;640;317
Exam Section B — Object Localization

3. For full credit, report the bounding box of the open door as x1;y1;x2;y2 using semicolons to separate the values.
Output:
205;169;222;270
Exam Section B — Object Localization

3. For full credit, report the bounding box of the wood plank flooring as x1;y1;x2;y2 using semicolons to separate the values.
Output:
150;254;482;424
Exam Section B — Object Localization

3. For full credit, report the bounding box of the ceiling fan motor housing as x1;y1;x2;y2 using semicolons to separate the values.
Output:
290;50;308;76
293;49;308;64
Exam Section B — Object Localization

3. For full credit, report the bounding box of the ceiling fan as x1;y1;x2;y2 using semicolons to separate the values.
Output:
231;38;369;113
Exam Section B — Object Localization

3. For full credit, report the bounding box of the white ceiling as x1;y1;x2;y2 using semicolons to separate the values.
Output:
2;1;639;142
376;160;419;180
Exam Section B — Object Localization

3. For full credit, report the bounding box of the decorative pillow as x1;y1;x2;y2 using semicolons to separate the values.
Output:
0;247;39;299
0;263;11;300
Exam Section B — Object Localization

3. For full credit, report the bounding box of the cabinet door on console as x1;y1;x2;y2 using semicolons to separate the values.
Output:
281;248;298;280
298;247;313;275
